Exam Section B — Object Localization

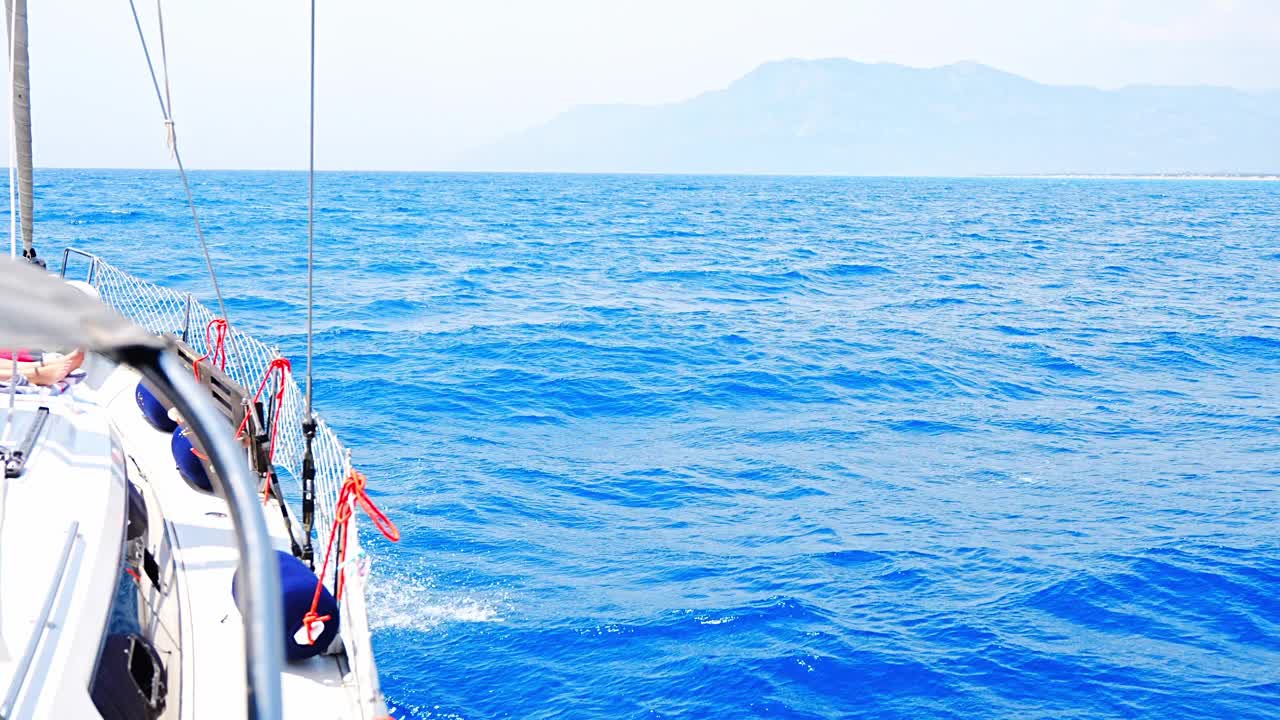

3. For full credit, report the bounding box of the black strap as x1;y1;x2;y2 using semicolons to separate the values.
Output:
4;406;50;478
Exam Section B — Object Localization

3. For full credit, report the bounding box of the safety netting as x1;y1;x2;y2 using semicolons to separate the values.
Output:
77;252;354;570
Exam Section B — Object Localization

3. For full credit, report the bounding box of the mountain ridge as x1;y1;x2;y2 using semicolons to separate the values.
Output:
457;59;1280;176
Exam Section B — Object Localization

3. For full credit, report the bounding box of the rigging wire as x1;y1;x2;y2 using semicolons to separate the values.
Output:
306;0;316;418
127;0;235;365
5;0;20;425
154;0;175;129
0;0;18;663
300;0;318;568
4;0;13;262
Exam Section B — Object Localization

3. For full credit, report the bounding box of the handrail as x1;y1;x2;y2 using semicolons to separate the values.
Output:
140;350;283;719
58;247;98;283
0;521;79;718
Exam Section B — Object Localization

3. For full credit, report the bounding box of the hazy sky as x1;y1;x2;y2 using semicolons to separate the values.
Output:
14;0;1280;170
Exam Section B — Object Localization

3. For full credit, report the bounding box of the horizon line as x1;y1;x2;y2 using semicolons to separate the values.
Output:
11;166;1280;180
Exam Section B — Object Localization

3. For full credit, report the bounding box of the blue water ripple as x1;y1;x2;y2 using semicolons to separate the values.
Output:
24;170;1280;719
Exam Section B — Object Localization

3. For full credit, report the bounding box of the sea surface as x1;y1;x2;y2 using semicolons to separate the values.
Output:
29;171;1280;719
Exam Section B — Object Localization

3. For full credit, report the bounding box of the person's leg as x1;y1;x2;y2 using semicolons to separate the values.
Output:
0;349;85;385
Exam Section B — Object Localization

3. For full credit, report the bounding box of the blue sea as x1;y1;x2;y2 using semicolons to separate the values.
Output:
29;171;1280;719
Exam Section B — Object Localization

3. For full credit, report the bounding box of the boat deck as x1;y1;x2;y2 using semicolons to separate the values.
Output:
92;355;367;719
0;391;123;719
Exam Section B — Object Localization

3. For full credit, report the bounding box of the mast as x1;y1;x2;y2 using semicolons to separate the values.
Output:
3;0;35;264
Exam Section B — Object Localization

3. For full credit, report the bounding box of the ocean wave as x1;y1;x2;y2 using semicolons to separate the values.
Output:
42;170;1280;720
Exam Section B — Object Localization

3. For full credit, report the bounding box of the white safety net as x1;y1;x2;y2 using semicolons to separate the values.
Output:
80;253;355;571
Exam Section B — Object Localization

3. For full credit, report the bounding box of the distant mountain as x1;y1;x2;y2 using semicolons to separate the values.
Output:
457;59;1280;176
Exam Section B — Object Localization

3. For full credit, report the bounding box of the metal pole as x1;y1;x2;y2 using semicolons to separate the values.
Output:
142;352;283;720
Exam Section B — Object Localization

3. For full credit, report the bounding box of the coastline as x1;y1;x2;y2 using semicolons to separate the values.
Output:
997;173;1279;181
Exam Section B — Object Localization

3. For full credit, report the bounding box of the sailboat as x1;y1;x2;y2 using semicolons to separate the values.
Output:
0;2;397;718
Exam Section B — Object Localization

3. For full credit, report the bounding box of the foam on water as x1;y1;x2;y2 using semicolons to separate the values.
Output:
368;570;506;632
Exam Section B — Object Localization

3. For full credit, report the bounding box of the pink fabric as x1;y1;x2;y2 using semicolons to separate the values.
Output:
0;350;38;362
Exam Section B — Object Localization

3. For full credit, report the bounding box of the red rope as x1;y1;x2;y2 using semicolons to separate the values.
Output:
231;357;293;504
301;468;400;645
189;353;291;503
192;318;229;382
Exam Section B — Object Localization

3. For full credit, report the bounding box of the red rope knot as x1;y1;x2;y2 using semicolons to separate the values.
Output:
230;357;292;504
299;609;332;646
343;469;401;544
335;496;354;524
305;467;401;634
193;318;229;381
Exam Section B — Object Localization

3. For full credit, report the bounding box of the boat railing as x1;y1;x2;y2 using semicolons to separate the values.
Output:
60;249;356;558
57;250;381;710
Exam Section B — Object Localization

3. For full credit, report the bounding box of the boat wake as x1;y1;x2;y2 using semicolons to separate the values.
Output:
367;570;506;632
